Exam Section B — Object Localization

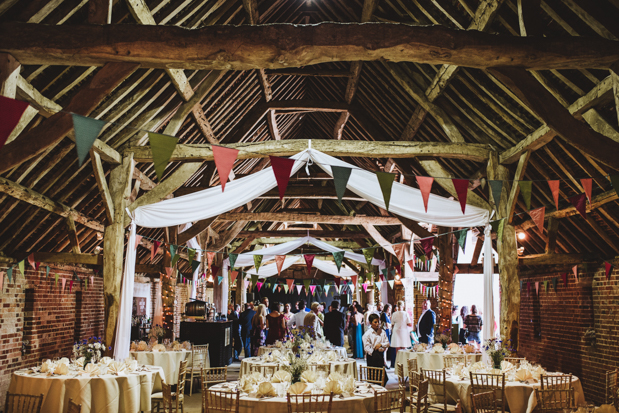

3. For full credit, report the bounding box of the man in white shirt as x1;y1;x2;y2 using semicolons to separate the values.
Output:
303;302;323;338
287;299;308;329
362;313;390;386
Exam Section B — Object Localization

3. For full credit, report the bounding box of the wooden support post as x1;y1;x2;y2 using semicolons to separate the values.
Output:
437;227;454;335
545;217;560;254
103;153;134;350
91;151;115;224
66;216;81;254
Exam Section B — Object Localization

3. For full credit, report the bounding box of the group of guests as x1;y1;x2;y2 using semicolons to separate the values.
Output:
452;304;484;345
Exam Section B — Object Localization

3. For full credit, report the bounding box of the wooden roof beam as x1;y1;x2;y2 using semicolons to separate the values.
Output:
218;212;401;226
4;22;619;70
236;230;368;238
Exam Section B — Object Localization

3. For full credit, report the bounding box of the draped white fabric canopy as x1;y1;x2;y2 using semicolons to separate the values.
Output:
116;145;492;361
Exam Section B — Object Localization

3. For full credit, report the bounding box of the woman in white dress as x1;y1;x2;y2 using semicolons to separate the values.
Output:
390;301;413;356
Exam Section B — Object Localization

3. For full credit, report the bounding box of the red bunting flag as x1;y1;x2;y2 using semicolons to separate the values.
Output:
605;262;612;280
407;259;415;273
28;253;36;270
572;265;578;282
527;282;531;294
334;278;341;288
568;194;587;219
211;265;220;277
230;270;238;284
421;238;435;258
134;235;143;250
561;272;568;287
207;252;216;270
547;180;560;210
286;279;294;291
69;280;74;293
393;244;406;265
151;241;161;262
416;176;434;212
351;275;358;286
454;265;459;275
304;254;315;276
270;156;296;200
212;145;239;192
395;264;402;277
528;207;546;236
275;255;286;276
0;96;30;150
452;179;469;214
580;178;592;203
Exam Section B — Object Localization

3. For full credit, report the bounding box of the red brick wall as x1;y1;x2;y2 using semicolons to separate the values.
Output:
0;266;104;406
519;267;618;404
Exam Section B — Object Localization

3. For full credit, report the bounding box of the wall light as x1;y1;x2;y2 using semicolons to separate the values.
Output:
517;232;526;240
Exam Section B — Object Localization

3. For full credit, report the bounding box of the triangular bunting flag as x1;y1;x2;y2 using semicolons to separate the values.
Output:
362;283;368;293
296;285;303;295
416;176;434;212
270;156;296;200
228;253;238;270
331;166;352;204
605;262;613;280
45;266;50;278
283;284;289;293
90;276;94;287
169;244;178;264
527;282;531;294
334;278;341;288
272;283;278;293
552;278;557;290
151;241;161;262
580;178;592;203
85;278;88;291
207;252;216;270
0;96;30;151
535;281;539;295
520;280;523;291
211;265;220;278
489;180;503;210
572;265;578;282
286;279;295;291
544;281;548;292
251;274;258;289
374;281;383;290
324;285;331;295
191;260;201;274
547;180;560;210
362;248;375;267
61;278;66;292
376;172;396;210
256;281;263;291
497;219;506;243
303;279;311;293
72;114;106;166
187;248;196;264
304;254;315;276
528;207;546;236
148;132;178;181
230;271;238;285
134;235;143;250
561;272;568;287
452;179;469;214
407;259;415;272
7;267;12;283
393;244;406;265
332;251;344;273
212;145;239;192
611;175;619;198
456;229;467;252
28;253;35;270
18;260;24;277
454;265;459;275
388;280;394;289
568;194;587;219
54;273;58;287
351;275;357;287
253;255;263;273
420;238;434;258
165;267;173;277
275;255;285;276
309;285;316;295
518;181;532;210
69;280;74;293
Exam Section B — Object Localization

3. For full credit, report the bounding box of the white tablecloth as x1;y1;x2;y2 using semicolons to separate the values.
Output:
444;374;585;413
209;381;382;413
130;350;197;385
395;350;482;373
9;366;165;413
240;357;358;379
258;346;347;359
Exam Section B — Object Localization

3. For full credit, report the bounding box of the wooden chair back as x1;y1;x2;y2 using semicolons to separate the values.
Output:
67;399;82;413
443;356;466;369
4;393;44;413
359;365;385;385
374;388;405;413
287;393;334;413
250;364;277;378
504;357;525;368
410;371;423;394
310;364;330;375
177;359;188;395
192;344;210;369
411;379;429;413
396;363;407;388
408;357;419;374
606;369;618;408
203;390;240;413
421;369;448;412
471;391;498;413
162;383;175;412
540;374;573;390
536;388;575;413
202;367;229;387
469;372;506;413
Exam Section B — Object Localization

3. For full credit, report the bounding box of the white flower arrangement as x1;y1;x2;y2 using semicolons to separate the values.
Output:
72;337;108;365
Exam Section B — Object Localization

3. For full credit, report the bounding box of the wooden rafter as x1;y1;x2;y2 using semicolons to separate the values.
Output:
218;212;401;225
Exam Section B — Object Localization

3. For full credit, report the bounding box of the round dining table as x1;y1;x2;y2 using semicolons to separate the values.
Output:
258;346;347;359
9;365;165;413
240;357;358;379
130;349;197;385
209;380;384;413
395;349;482;372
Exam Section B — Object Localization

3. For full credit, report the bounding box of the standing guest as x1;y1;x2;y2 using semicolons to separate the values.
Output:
228;304;242;361
321;302;328;314
350;305;364;359
416;299;436;345
464;305;483;345
381;304;395;368
282;302;294;326
287;300;308;329
364;303;376;328
304;302;323;338
293;301;300;313
261;297;271;314
391;301;412;360
362;313;390;386
377;302;384;313
324;300;346;346
265;302;286;344
239;303;255;359
251;304;267;356
279;303;284;313
459;306;469;344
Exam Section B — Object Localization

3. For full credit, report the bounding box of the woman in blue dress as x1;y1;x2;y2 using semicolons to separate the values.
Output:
350;305;364;359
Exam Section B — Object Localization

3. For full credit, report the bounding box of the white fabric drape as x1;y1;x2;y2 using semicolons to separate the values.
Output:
482;225;495;346
153;278;163;326
114;222;137;361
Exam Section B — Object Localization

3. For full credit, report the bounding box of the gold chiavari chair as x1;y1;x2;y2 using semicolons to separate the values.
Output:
67;399;82;413
504;357;526;368
443;356;466;369
469;372;506;413
422;369;456;413
540;374;573;390
411;379;429;413
186;343;209;396
408;357;419;374
359;365;385;386
203;390;240;413
287;393;334;413
153;359;188;412
250;364;277;378
4;393;44;413
606;369;618;408
396;363;408;388
410;371;424;399
202;367;229;388
536;388;575;413
471;392;498;413
310;364;331;375
374;387;406;413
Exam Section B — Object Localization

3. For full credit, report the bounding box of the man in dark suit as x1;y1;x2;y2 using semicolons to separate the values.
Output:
416;299;436;344
324;300;346;347
228;304;242;361
238;303;255;358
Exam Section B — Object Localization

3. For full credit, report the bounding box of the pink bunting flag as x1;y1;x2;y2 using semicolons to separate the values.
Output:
547;180;560;210
420;238;434;258
275;255;286;276
304;254;315;276
572;265;578;282
605;262;612;280
528;206;546;236
407;259;415;272
61;278;67;292
270;156;296;200
287;279;294;291
207;252;216;270
309;285;316;295
416;176;434;212
454;265;459;275
452;179;469;214
28;253;36;269
393;244;406;265
568;193;587;219
561;272;568;287
362;282;368;293
212;145;239;192
296;285;303;295
580;178;592;203
0;96;30;150
151;241;161;262
134;235;143;250
230;270;238;284
256;282;263;291
0;272;3;292
90;276;94;287
165;267;174;277
535;281;539;295
69;280;74;293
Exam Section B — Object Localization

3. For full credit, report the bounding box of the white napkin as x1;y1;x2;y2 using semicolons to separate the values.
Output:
289;382;309;395
514;368;534;382
239;377;255;393
247;372;266;384
137;341;148;351
500;360;515;372
324;380;343;395
414;343;428;352
271;370;292;383
152;344;166;352
40;360;55;373
469;361;486;373
85;363;101;376
100;356;112;365
108;361;127;375
431;344;445;354
130;342;138;351
328;372;344;382
172;342;182;351
182;341;192;351
532;365;546;380
125;359;139;372
596;405;618;413
54;363;69;375
342;377;355;394
301;370;318;383
256;382;277;398
73;357;85;368
59;357;70;365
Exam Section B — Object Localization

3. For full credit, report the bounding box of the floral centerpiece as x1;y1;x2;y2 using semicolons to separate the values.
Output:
435;328;451;349
72;337;109;366
280;325;321;382
483;338;512;369
283;352;308;383
148;324;165;344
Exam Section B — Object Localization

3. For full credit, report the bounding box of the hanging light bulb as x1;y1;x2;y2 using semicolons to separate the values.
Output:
517;232;526;240
207;274;213;283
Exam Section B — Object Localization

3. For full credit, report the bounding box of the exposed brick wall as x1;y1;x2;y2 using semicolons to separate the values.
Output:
519;267;618;405
0;265;103;406
174;283;189;339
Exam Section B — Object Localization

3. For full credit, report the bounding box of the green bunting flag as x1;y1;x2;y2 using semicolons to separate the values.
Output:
489;180;503;210
376;172;396;211
543;281;548;292
55;273;59;287
331;166;352;204
457;229;467;252
18;260;24;277
228;253;238;270
518;181;532;210
318;279;325;288
85;278;88;290
7;267;12;283
283;284;289;293
253;255;263;273
381;268;388;279
332;251;344;273
251;274;258;289
187;248;196;263
520;280;523;290
362;247;375;267
191;260;201;274
148;132;179;181
610;175;619;198
303;279;311;293
72;114;106;166
170;246;180;267
552;278;557;290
